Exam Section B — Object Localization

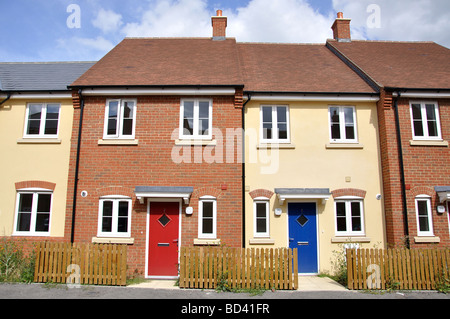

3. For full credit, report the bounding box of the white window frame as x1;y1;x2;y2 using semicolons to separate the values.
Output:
334;197;365;236
328;105;358;143
23;103;61;138
97;196;132;238
103;99;137;139
179;99;213;140
409;101;442;140
198;196;217;239
260;105;290;143
13;188;53;236
253;198;270;238
415;195;434;237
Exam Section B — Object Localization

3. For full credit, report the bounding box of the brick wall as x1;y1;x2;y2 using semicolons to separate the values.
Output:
378;93;450;247
65;94;243;275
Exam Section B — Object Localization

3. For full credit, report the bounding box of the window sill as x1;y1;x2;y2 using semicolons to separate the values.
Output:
331;236;371;243
414;236;440;243
98;139;139;145
92;237;135;244
249;238;275;245
193;238;221;245
257;143;295;149
175;139;217;146
17;138;61;144
409;140;448;147
325;143;364;149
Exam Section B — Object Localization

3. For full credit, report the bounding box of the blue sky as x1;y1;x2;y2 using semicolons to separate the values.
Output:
0;0;449;62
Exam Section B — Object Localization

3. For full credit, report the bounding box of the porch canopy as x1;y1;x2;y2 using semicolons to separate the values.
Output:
275;188;331;205
435;186;450;203
135;186;194;204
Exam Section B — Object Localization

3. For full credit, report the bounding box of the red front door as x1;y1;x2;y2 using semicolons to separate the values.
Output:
148;202;179;276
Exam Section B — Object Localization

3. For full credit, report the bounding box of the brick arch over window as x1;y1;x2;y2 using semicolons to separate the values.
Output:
332;188;366;198
192;187;222;199
93;186;135;198
410;186;435;198
15;180;56;191
249;189;274;200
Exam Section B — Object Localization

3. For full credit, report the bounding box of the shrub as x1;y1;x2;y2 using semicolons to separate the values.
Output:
0;238;35;283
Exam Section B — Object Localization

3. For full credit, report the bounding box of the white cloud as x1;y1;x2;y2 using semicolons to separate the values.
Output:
121;0;211;37
92;8;124;33
54;36;115;61
225;0;334;43
332;0;450;47
119;0;334;43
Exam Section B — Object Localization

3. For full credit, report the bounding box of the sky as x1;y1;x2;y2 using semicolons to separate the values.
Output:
0;0;449;62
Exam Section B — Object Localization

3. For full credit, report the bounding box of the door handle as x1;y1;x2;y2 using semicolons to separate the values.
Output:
289;238;294;241
297;241;309;246
173;239;178;243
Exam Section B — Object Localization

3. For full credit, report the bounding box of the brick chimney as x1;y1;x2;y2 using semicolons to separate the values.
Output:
211;10;227;40
331;12;351;42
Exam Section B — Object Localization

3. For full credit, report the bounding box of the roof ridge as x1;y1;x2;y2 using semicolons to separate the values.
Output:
237;41;325;46
328;39;436;44
124;37;236;40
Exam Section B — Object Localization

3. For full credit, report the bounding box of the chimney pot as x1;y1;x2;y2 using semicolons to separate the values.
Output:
337;12;343;19
216;10;222;16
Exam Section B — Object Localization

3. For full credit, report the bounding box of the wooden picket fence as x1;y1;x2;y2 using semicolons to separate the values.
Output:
34;242;127;286
346;248;450;290
179;247;298;290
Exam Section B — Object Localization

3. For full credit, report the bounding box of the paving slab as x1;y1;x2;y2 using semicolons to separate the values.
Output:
128;276;346;291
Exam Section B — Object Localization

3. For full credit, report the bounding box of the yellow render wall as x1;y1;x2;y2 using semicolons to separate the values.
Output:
0;98;73;237
244;100;386;274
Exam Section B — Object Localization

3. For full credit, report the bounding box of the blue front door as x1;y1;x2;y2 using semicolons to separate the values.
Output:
288;202;318;274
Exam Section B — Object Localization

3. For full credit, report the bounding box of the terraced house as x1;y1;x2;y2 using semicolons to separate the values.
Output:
326;26;450;248
0;62;94;241
0;11;448;279
66;12;244;277
240;17;384;274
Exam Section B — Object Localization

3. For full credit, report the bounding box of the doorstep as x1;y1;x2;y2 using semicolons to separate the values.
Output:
297;276;347;291
129;279;179;290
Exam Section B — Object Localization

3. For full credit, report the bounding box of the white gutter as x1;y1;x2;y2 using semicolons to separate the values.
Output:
245;94;379;102
80;88;236;96
0;93;72;99
392;91;450;98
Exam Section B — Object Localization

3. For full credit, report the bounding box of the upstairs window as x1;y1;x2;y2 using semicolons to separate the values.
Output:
24;103;60;138
410;102;442;140
260;105;290;143
329;106;357;143
180;99;212;140
103;99;136;139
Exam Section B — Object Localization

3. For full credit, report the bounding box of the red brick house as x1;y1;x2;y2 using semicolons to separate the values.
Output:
327;13;450;248
66;12;244;277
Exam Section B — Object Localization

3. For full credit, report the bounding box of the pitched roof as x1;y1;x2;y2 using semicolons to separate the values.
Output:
327;40;450;90
237;43;376;93
0;62;95;91
71;38;243;87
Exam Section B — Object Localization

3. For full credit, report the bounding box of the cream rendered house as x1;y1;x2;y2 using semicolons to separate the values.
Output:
0;62;94;239
239;43;386;274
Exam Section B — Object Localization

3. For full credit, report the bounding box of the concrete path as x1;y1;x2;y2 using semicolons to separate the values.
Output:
128;275;347;291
